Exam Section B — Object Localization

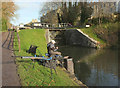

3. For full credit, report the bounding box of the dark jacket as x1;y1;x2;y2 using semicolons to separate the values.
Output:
47;42;57;55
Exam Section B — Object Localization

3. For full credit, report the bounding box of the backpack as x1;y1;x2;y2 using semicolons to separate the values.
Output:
27;45;38;55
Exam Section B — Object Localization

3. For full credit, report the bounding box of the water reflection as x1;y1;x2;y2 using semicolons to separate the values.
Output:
59;46;119;86
76;62;91;83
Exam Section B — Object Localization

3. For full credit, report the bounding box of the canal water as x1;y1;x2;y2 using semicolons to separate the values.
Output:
59;45;119;86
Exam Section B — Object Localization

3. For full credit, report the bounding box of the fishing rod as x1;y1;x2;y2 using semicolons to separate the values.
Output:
12;55;70;60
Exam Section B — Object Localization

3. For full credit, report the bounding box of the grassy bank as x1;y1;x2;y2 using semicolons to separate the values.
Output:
80;23;119;48
81;26;105;44
14;29;79;86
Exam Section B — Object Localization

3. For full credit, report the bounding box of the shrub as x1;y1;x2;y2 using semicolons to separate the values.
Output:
2;18;8;31
94;23;118;47
89;16;114;25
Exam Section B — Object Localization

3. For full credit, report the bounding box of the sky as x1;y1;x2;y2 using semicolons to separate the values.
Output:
10;0;119;26
10;0;94;26
11;1;46;26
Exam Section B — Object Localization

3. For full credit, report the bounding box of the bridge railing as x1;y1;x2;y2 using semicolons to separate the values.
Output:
32;23;73;29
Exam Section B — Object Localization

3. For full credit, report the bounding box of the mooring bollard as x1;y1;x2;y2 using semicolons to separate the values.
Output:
64;57;74;74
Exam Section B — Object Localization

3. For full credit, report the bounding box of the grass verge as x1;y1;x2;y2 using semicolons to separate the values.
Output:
80;23;119;48
80;26;105;45
14;29;79;86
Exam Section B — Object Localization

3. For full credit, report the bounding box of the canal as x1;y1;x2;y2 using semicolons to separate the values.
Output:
59;45;119;86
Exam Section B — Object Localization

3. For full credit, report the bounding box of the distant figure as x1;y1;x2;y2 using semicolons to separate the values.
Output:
47;40;61;57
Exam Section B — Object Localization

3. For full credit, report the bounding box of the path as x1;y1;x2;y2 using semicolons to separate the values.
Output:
1;31;21;86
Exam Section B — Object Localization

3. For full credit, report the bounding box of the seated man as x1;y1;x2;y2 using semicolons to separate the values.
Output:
47;40;61;57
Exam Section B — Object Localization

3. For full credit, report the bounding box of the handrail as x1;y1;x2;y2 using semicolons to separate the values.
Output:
2;31;10;47
7;31;13;49
17;32;21;52
12;31;14;49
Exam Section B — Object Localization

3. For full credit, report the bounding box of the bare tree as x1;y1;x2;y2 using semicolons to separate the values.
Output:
40;2;62;16
94;1;116;25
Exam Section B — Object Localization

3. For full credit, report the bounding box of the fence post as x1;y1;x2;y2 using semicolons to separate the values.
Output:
17;32;21;52
12;31;14;49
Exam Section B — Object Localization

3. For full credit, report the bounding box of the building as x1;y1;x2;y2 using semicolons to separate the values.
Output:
31;22;51;29
24;19;40;29
19;23;25;29
32;19;38;23
89;2;117;18
19;23;24;28
19;23;32;29
31;22;42;29
118;1;120;13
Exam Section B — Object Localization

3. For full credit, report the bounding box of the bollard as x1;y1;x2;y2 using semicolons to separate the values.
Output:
64;57;74;74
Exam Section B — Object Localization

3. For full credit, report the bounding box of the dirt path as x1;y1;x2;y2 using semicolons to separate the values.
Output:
1;31;21;86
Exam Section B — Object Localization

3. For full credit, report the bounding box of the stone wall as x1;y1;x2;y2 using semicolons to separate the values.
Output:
65;29;98;48
46;29;99;48
46;30;66;45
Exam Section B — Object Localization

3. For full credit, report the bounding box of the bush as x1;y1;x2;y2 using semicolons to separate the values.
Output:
91;18;99;25
2;18;8;31
90;16;114;25
94;23;118;47
114;13;120;22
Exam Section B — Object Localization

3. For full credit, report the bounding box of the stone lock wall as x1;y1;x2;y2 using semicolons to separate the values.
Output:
46;29;99;48
65;29;98;48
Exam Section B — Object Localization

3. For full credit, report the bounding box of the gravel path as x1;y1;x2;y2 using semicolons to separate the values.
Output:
1;31;21;86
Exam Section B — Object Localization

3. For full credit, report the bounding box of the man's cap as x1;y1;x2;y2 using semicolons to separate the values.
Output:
51;40;56;43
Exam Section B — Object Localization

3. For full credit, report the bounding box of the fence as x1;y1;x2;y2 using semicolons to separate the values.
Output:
16;32;21;52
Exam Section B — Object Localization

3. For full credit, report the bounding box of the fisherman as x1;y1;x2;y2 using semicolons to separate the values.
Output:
47;40;61;57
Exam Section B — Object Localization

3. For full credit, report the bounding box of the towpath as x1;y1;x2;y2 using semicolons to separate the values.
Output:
1;31;21;86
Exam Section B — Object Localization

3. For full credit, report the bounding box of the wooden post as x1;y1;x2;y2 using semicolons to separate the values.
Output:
17;32;21;52
12;31;14;49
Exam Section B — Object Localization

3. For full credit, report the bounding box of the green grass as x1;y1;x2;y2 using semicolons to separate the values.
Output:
67;26;106;45
80;23;119;48
80;26;105;45
14;29;78;86
0;30;8;32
